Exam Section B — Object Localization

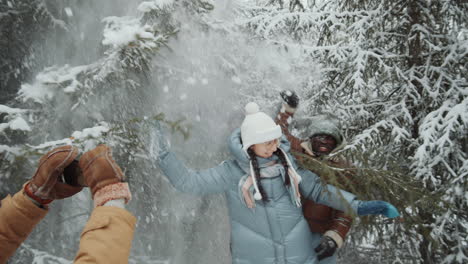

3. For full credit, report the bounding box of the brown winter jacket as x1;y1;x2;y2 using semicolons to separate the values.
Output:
0;190;136;264
275;110;354;248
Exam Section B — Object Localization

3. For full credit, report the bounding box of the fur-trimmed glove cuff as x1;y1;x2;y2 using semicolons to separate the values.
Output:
93;182;132;207
324;230;344;248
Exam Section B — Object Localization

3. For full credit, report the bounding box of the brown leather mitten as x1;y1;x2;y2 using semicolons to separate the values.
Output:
25;145;83;204
79;144;131;207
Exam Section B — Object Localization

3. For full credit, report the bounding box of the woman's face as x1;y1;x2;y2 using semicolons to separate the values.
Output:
251;139;280;158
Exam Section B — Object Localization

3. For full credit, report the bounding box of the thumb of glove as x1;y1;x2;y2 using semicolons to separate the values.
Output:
357;200;400;218
314;241;326;255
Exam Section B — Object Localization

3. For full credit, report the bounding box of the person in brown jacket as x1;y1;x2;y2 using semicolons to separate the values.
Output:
0;144;136;264
275;90;354;263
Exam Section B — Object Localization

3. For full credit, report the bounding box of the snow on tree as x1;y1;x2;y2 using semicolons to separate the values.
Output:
0;0;70;104
1;1;217;262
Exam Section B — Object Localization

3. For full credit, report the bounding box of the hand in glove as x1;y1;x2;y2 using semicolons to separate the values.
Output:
358;200;400;218
149;121;171;161
25;145;83;205
280;90;299;112
314;236;337;261
79;144;131;207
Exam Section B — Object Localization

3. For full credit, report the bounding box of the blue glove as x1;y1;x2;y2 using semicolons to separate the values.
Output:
357;200;400;218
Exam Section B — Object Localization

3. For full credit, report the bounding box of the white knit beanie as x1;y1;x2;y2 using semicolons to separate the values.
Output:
241;102;282;152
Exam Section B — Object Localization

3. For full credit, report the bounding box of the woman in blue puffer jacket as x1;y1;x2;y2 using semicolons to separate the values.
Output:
153;102;399;264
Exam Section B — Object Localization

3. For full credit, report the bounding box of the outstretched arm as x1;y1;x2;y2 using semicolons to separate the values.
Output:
294;158;399;218
151;125;233;195
275;90;304;152
0;191;48;263
299;167;360;214
159;152;233;195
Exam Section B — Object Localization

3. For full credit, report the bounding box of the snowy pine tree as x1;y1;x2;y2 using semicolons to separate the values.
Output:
0;0;466;263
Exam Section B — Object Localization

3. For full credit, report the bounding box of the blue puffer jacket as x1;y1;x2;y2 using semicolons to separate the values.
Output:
158;129;360;264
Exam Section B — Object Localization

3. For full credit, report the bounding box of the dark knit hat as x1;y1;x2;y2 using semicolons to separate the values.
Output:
304;114;343;146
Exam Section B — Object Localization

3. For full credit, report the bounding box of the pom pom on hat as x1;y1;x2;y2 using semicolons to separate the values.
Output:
245;102;260;115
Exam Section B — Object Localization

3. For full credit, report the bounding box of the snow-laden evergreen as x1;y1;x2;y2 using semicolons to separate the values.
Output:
0;0;466;263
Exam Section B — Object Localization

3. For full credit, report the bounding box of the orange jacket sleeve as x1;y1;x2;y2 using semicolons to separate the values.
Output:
74;206;136;264
323;162;356;245
0;191;48;263
275;110;304;152
327;211;353;245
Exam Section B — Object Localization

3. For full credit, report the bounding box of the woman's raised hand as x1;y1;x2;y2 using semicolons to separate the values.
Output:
149;121;171;161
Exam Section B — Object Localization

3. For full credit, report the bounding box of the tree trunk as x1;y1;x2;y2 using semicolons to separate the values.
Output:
407;2;438;263
407;0;424;140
